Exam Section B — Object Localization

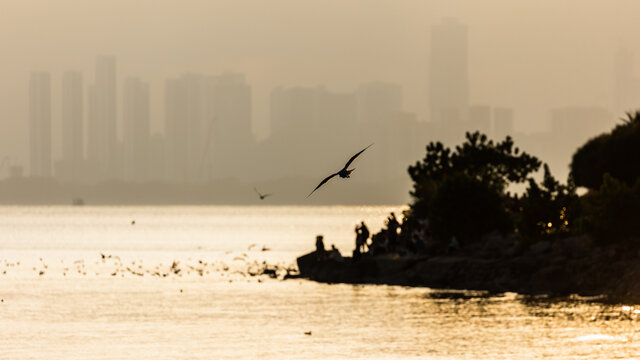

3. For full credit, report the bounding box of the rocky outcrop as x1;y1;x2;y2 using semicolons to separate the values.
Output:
297;235;640;300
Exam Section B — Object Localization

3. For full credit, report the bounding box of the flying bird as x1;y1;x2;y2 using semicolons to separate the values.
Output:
254;188;272;200
307;143;373;198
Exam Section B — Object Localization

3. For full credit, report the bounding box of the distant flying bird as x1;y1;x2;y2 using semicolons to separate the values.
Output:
254;188;272;200
307;143;373;198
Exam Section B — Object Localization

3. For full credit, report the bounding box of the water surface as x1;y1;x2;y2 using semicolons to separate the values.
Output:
1;206;639;359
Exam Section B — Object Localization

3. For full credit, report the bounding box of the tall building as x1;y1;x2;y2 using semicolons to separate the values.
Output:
493;107;514;140
265;85;357;179
205;73;253;180
123;77;150;182
29;72;52;177
356;82;402;125
164;77;189;183
88;55;117;180
58;71;84;181
468;105;491;136
164;74;208;183
355;82;403;181
270;86;316;140
550;107;613;147
548;106;612;178
428;18;469;142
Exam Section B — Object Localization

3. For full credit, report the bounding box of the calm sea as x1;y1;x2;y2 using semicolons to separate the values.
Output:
1;206;639;359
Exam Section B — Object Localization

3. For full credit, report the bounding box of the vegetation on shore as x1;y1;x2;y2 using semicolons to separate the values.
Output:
298;111;640;298
369;110;640;257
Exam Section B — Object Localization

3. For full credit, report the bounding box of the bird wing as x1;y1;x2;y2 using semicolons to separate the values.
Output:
343;143;373;170
254;187;262;197
262;193;272;198
307;172;339;198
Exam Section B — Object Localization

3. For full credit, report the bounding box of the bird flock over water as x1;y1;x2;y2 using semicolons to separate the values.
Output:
0;250;298;281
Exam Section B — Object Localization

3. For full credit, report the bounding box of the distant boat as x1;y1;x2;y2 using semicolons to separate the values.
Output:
72;198;85;206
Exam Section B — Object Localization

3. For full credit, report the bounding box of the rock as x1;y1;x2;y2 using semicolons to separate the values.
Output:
529;241;551;255
530;265;571;294
482;231;511;257
561;235;592;258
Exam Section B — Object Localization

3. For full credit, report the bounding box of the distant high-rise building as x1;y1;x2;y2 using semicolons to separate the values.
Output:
29;71;52;177
548;106;613;178
550;107;613;143
164;74;208;183
356;82;402;125
58;71;83;181
265;85;357;179
428;18;469;136
148;133;165;181
270;85;356;142
123;77;150;182
493;107;514;140
613;48;640;116
355;82;403;180
205;73;253;179
88;55;117;180
468;105;491;136
164;77;189;183
270;86;316;140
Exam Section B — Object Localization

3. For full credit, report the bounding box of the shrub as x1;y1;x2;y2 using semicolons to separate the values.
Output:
407;132;541;243
576;174;640;245
517;164;577;240
571;111;640;189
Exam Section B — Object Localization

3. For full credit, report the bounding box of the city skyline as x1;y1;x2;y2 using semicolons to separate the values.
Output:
3;8;637;197
17;39;635;186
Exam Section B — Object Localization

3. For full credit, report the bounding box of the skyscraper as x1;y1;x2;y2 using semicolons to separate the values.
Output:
205;73;253;180
356;82;402;125
356;82;403;181
266;85;357;179
59;71;83;181
123;77;150;182
29;71;52;177
428;18;469;132
468;105;491;135
164;74;207;183
88;55;117;180
164;77;189;183
493;107;514;140
270;86;316;140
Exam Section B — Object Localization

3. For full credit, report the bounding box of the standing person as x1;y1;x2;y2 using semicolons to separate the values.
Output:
386;213;400;253
316;235;326;259
359;221;370;253
354;224;363;253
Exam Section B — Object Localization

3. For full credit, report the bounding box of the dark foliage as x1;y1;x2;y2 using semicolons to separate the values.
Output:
571;111;640;189
407;132;541;243
516;164;578;241
427;173;512;242
576;174;640;245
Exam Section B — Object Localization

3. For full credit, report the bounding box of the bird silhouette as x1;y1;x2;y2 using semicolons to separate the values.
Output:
307;143;373;198
254;188;272;200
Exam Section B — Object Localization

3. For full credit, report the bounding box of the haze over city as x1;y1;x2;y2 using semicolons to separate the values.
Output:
1;0;639;203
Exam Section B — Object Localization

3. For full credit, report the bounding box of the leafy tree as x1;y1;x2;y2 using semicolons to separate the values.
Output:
406;132;541;243
571;111;640;189
576;174;640;245
517;164;577;240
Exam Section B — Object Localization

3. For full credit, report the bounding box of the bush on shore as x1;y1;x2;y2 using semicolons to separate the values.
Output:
364;109;640;257
571;111;640;189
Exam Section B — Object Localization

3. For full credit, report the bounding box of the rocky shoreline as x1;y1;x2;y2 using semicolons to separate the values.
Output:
297;235;640;301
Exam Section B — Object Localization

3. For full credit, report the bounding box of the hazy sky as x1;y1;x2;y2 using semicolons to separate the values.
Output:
1;0;639;164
